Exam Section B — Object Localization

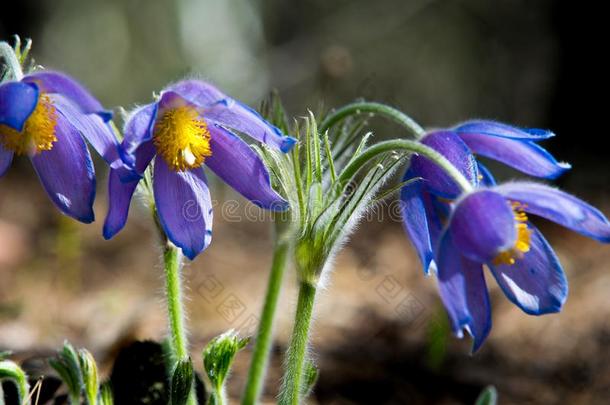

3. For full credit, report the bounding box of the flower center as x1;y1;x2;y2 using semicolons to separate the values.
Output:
493;201;531;266
0;94;58;155
153;106;212;171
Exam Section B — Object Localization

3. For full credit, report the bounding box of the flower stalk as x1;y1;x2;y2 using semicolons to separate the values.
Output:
319;101;425;139
242;218;292;405
278;281;317;405
338;138;474;193
162;242;197;405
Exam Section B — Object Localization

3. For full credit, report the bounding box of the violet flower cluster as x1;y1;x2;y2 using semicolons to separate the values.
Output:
2;39;610;363
1;67;295;260
400;121;610;351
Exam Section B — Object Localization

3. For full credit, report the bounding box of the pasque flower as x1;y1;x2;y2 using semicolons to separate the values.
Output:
436;183;610;351
400;120;570;273
0;71;122;222
104;80;296;259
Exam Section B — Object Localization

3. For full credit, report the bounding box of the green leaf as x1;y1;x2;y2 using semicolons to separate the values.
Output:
170;358;194;405
475;385;498;405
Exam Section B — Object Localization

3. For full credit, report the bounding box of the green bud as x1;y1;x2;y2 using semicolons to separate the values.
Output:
170;358;194;405
475;385;498;405
300;359;318;399
99;382;114;405
203;330;249;405
78;349;99;405
49;342;83;403
0;359;30;404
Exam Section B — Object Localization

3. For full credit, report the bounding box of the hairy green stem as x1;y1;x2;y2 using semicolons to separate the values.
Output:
319;101;425;138
338;139;474;193
0;42;23;81
242;233;290;405
163;244;197;405
209;387;226;405
279;282;317;405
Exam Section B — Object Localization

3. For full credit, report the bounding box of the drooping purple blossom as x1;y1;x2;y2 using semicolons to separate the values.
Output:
103;80;296;260
0;71;122;222
400;121;570;274
436;184;610;351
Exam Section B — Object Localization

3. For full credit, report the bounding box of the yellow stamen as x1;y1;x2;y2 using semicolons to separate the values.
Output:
153;106;212;171
493;201;531;266
0;94;58;155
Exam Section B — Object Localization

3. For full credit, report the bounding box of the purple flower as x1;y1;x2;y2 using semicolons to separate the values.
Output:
0;71;122;222
103;80;296;259
436;183;610;351
401;120;570;273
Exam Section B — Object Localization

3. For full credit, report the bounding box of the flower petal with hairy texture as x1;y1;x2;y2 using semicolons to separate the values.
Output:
205;125;289;211
154;157;213;259
437;233;491;352
23;71;112;120
458;132;570;179
495;182;610;242
0;81;38;131
449;190;516;263
409;131;478;198
121;103;158;165
30;110;96;223
489;224;567;315
454;120;554;140
166;79;226;106
50;94;121;167
166;80;296;152
0;145;13;176
103;172;140;240
103;142;156;239
400;171;441;274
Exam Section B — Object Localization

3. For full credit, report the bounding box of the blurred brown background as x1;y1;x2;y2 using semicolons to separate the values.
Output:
1;0;610;404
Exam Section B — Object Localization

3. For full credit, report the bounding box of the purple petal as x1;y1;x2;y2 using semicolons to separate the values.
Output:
0;81;38;131
459;132;570;179
437;233;492;352
476;162;496;187
409;131;478;198
205;103;295;152
122;103;158;163
166;79;226;106
449;190;516;263
50;94;121;167
30;112;96;223
495;182;610;242
103;143;156;239
154;156;213;259
400;171;441;274
0;145;13;176
205;125;289;211
103;171;140;239
165;80;296;151
454;120;554;140
23;71;112;120
489;224;567;315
